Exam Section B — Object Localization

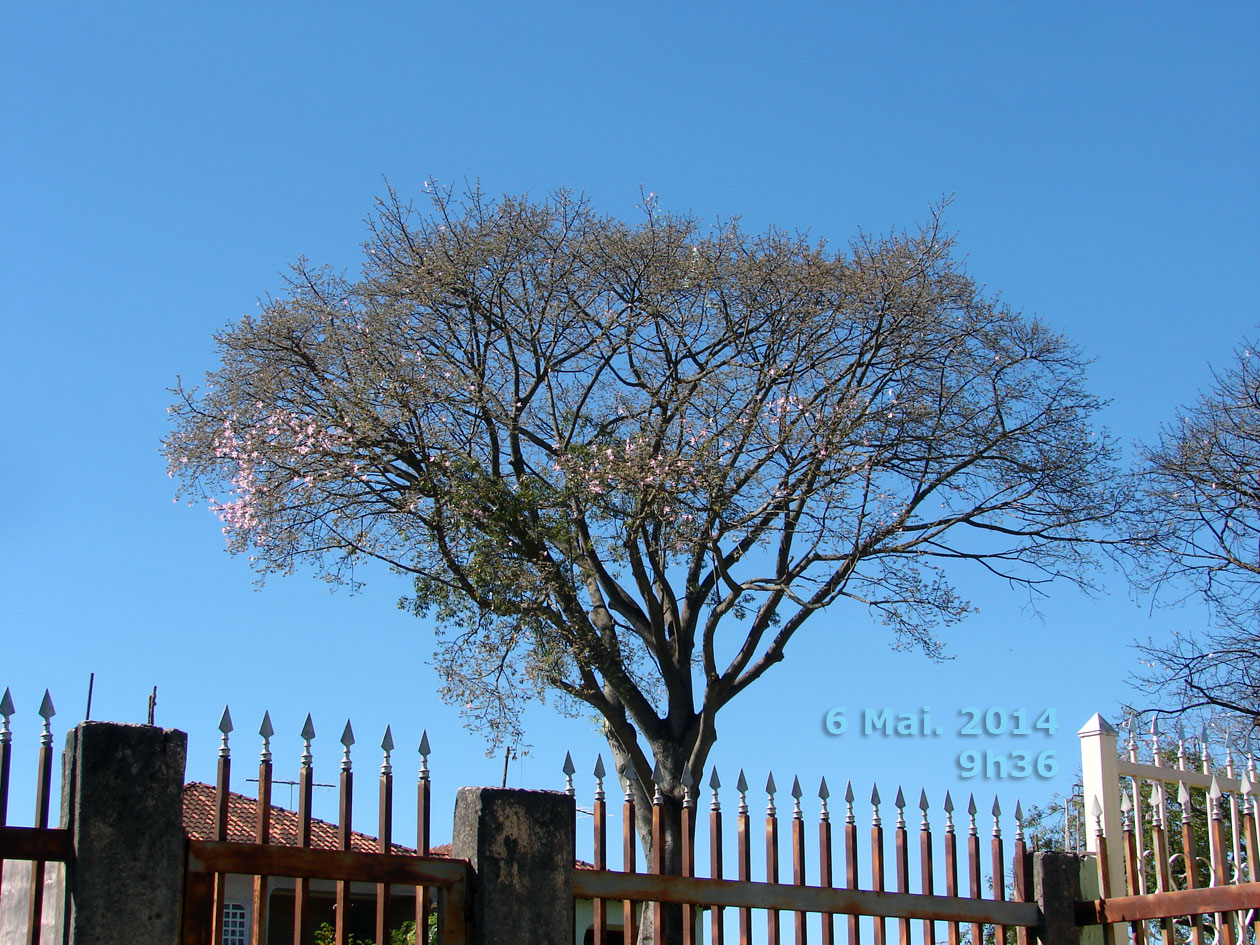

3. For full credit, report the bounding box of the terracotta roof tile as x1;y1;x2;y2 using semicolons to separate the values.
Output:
182;782;420;855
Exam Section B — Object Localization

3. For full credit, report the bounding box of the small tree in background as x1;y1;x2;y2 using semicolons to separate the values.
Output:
1128;333;1260;736
166;184;1122;938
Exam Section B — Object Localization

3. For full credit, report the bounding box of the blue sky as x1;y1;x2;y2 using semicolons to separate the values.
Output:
2;2;1258;858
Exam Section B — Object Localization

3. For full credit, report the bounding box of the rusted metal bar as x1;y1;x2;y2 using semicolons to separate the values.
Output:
1207;780;1234;945
0;827;72;861
966;797;982;945
1123;793;1146;945
819;779;833;945
623;764;639;945
1148;790;1174;945
991;800;1006;945
767;774;781;945
418;731;432;945
0;688;13;917
791;778;806;945
376;727;393;945
943;795;959;945
844;783;858;945
294;716;315;945
1013;804;1029;945
336;723;355;945
253;713;273;945
1244;782;1260;942
213;708;232;945
738;772;751;945
1094;803;1116;945
594;758;608;945
26;693;54;945
188;841;473;887
682;771;696;945
183;848;216;945
894;790;910;945
571;870;1043;925
872;787;886;945
1077;885;1260;925
920;792;935;945
1176;783;1204;945
711;770;725;945
652;769;664;945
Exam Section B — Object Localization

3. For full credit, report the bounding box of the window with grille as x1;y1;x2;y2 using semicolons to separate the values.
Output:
222;902;247;945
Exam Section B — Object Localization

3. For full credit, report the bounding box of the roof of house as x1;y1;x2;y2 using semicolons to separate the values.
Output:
182;782;445;855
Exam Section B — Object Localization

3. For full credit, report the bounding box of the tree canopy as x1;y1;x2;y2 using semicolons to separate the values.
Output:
1129;333;1260;731
166;185;1121;838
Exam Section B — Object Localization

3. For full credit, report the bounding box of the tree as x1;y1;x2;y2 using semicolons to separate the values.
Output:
165;185;1120;936
1128;334;1260;734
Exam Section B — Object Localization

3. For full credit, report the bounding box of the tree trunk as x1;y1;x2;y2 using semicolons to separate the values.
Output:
606;735;701;944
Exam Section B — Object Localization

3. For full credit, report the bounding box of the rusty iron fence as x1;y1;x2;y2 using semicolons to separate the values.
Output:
180;708;469;945
570;757;1039;945
0;690;70;945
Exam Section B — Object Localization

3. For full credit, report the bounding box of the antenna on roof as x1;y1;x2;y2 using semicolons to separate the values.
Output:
84;672;95;721
147;686;157;725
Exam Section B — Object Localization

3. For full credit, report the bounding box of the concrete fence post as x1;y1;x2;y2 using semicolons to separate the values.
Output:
61;721;188;945
452;787;575;945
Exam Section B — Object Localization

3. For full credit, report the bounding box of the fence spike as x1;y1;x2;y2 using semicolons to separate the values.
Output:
1091;797;1102;831
1150;782;1165;827
651;763;664;804
339;720;354;770
564;751;576;796
919;789;930;828
418;729;430;781
819;777;830;821
1121;789;1134;830
300;714;315;766
1014;801;1024;841
381;725;394;775
594;754;606;779
1177;721;1187;769
791;776;803;819
622;759;639;784
944;791;955;832
967;794;978;836
737;769;748;814
895;786;906;828
682;767;696;808
992;797;1002;836
1177;779;1191;808
765;771;777;816
710;767;722;811
38;690;55;722
1208;775;1223;818
0;688;13;744
218;705;233;757
871;783;882;826
259;710;274;738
